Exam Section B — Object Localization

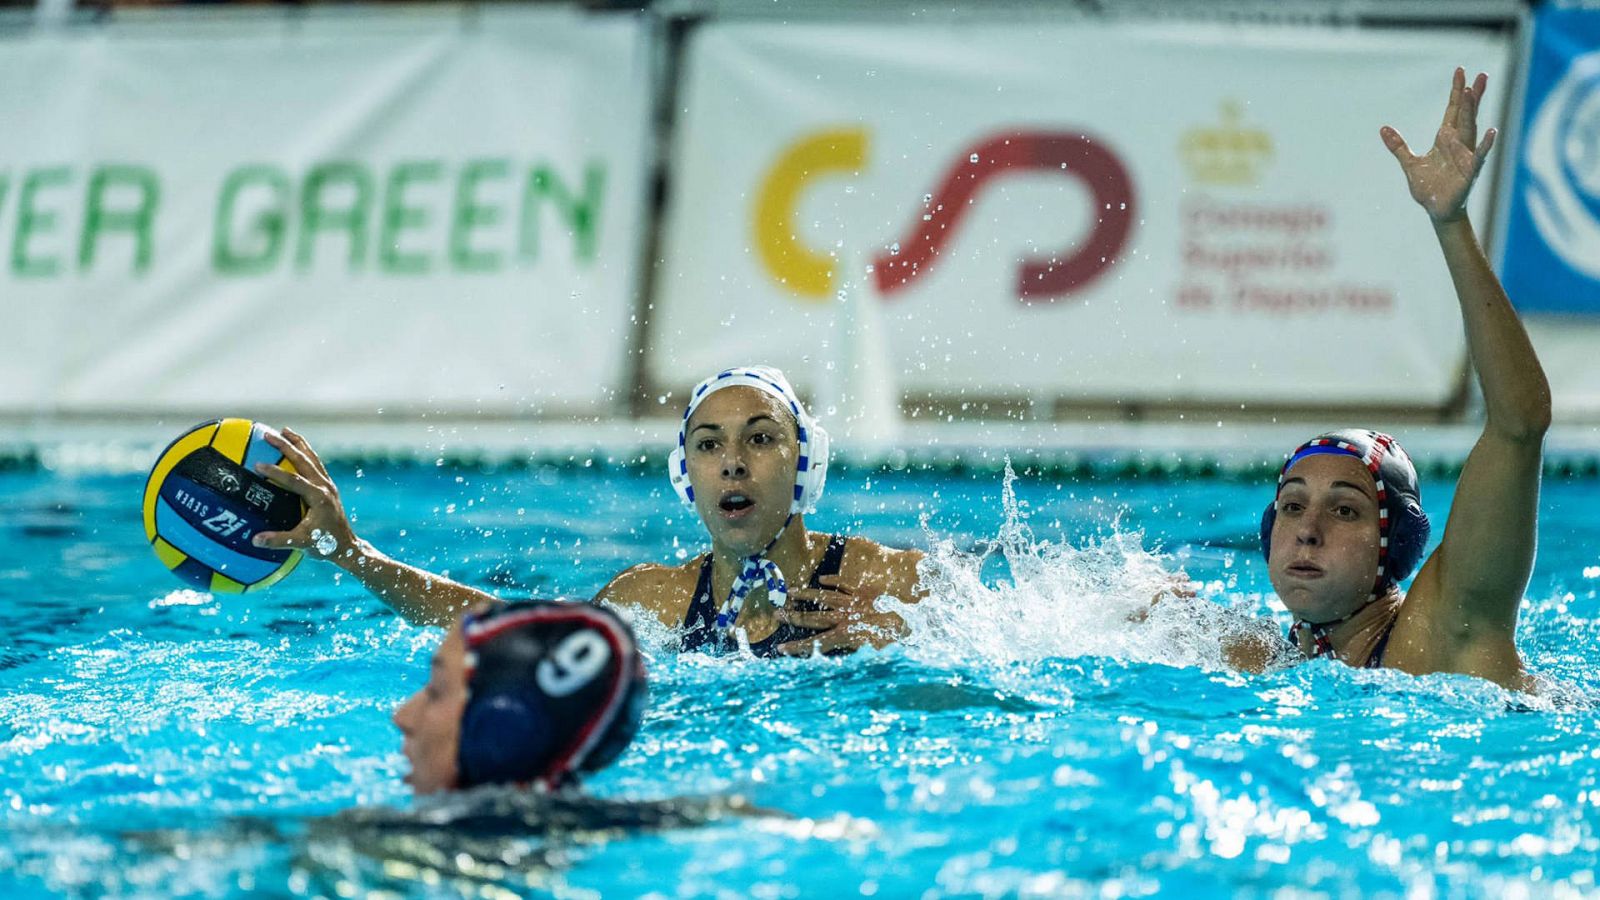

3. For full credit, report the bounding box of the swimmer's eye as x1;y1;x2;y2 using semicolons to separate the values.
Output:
1279;500;1305;514
749;432;776;446
1334;505;1360;520
694;438;719;453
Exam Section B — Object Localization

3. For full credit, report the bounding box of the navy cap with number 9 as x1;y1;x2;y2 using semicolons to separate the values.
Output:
457;600;648;789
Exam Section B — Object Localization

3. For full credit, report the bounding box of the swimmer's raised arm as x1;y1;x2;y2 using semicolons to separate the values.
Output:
1378;69;1550;683
252;428;495;627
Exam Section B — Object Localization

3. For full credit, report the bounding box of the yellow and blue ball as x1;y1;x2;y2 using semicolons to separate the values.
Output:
142;418;306;593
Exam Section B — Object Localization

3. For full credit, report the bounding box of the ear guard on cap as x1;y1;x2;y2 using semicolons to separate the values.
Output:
668;438;695;506
793;419;830;515
456;600;647;790
457;693;555;787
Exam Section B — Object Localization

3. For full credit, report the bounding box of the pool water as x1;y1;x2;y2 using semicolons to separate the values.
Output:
1;459;1598;897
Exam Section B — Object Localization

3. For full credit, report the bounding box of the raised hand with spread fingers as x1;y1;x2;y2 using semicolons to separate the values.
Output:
1379;67;1497;224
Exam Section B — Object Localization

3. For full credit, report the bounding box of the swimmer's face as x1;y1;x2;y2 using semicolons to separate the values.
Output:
685;387;801;556
392;625;469;796
1268;453;1383;623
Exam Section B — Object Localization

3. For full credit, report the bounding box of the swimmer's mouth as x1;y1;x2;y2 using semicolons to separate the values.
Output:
718;493;756;515
1286;562;1325;577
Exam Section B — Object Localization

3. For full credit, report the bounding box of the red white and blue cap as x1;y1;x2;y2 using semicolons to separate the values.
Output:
1263;429;1430;600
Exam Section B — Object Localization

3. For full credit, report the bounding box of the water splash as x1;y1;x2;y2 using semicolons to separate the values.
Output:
887;462;1278;672
605;603;679;659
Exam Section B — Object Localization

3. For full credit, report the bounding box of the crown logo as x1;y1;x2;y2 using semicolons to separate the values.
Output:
1180;100;1273;186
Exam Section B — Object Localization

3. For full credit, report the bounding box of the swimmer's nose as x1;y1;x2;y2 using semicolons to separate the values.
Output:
720;452;748;479
392;694;416;734
1295;518;1323;546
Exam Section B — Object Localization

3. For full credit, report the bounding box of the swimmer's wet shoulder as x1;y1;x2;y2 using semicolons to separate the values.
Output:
1379;554;1532;689
598;532;915;656
839;537;925;602
594;558;705;630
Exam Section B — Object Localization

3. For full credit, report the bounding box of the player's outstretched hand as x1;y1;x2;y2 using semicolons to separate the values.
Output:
251;427;357;561
1380;67;1497;223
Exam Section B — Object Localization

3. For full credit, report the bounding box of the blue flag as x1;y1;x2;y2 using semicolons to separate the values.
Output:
1500;7;1600;314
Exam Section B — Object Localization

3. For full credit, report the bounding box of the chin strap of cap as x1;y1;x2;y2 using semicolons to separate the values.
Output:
716;514;794;638
1290;587;1403;666
1289;615;1349;660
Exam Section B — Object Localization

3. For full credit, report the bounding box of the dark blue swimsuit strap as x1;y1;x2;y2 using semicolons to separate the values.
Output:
679;535;850;656
678;557;720;654
809;534;850;590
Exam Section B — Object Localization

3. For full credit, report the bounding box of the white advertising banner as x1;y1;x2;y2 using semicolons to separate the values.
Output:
653;22;1510;410
0;7;649;416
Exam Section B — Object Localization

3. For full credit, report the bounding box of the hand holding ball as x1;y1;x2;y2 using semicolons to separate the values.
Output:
144;420;356;592
143;419;307;593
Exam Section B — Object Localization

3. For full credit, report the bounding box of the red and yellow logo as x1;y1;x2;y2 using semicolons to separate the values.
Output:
753;127;1137;305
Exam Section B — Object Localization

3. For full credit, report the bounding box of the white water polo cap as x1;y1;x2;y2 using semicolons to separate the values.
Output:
667;366;831;515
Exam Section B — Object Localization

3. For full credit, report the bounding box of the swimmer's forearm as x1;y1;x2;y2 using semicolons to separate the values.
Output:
333;537;494;627
1434;217;1552;441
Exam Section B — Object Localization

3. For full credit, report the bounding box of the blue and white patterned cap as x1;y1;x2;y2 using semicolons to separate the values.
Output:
667;366;831;516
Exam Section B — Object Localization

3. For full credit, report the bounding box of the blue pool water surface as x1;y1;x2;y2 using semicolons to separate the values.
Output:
1;460;1598;897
